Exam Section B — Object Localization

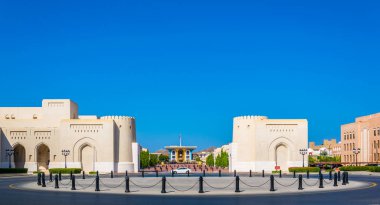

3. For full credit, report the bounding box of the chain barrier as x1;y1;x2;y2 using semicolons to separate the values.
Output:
274;179;298;187
203;180;235;189
59;180;72;186
166;181;198;192
302;179;319;187
323;179;333;184
239;179;270;188
99;179;126;189
130;180;162;189
76;179;96;190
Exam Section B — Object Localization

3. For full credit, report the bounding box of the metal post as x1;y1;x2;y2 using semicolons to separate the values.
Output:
70;171;73;180
338;171;341;181
95;175;100;191
199;176;204;193
187;170;189;177
161;176;166;193
293;171;296;178
319;174;324;188
37;173;42;186
156;170;159;177
345;171;349;184
279;170;282;178
71;175;76;190
42;173;46;187
307;170;309;179
262;170;265;178
329;170;332;180
82;171;85;179
54;174;59;189
59;172;62;181
125;176;130;193
249;170;252;177
333;173;338;187
125;170;128;176
298;174;303;190
142;170;144;178
234;170;236;177
219;170;221;177
111;171;114;178
203;170;205;177
49;172;53;182
235;176;240;192
270;175;275;191
171;170;174;177
342;172;346;185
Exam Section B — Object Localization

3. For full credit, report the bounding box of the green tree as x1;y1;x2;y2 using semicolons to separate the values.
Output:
140;151;150;169
158;155;169;163
149;154;159;166
215;149;229;168
206;154;214;166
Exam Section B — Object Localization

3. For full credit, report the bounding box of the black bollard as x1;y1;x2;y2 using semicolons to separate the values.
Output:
95;175;100;191
161;176;166;193
125;170;128;176
49;172;53;182
71;175;76;190
333;173;338;187
306;170;309;179
293;171;296;178
345;171;349;184
96;171;99;177
171;170;174;177
235;176;240;192
262;170;265;178
203;170;206;177
298;174;303;190
318;169;322;178
156;170;159;177
187;170;189;177
342;172;346;185
270;175;275;191
234;170;236;177
82;171;85;179
219;170;221;177
319;174;324;188
37;173;42;186
42;173;46;187
59;172;62;181
338;171;341;181
142;170;144;178
125;176;130;193
70;171;73;180
279;170;282;178
329;170;332;180
199;176;204;193
249;170;252;177
54;174;59;189
111;171;114;179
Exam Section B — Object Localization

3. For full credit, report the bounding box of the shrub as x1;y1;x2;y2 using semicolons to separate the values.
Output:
89;171;97;175
49;168;82;174
369;167;380;172
0;168;28;173
339;166;370;171
288;167;320;173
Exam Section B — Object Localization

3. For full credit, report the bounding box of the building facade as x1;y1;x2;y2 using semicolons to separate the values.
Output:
165;146;196;163
0;99;140;173
230;116;308;172
309;139;341;157
341;113;380;164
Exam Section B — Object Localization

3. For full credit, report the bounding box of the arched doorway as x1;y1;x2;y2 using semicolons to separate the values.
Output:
37;144;50;171
81;145;94;172
275;144;288;171
14;144;26;168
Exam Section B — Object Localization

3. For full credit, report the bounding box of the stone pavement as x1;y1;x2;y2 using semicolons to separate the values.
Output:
15;175;370;196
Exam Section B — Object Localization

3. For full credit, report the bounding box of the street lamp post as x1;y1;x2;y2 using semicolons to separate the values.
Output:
6;149;14;168
299;148;308;167
353;147;361;166
61;149;70;168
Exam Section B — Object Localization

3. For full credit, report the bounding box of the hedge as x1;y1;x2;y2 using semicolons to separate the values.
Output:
288;167;320;172
0;168;28;173
339;166;380;172
49;168;82;174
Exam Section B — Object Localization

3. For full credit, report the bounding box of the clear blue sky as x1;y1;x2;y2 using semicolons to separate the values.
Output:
0;0;379;151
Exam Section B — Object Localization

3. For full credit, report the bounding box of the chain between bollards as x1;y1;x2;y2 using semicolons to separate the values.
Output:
199;176;204;193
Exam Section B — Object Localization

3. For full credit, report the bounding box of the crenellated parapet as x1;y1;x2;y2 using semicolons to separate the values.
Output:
234;115;268;121
100;116;135;120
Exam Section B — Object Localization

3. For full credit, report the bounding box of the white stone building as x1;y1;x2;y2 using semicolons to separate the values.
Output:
229;116;308;172
0;99;140;173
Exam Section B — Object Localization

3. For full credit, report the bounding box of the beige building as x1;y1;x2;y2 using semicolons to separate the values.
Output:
309;139;341;157
230;116;308;172
0;99;140;173
341;113;380;164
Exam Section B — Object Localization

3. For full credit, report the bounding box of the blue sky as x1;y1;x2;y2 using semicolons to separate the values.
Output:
0;0;379;151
